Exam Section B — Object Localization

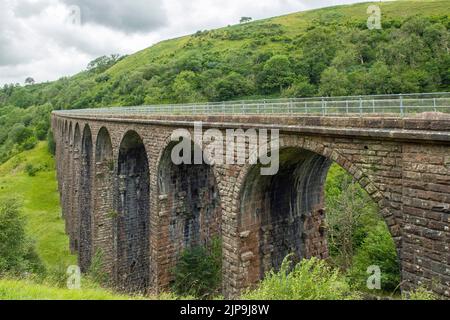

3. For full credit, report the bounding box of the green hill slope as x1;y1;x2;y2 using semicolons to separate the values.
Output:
0;144;155;300
0;142;75;269
0;0;448;164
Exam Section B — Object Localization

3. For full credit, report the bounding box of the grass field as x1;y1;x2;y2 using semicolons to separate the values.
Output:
0;143;184;300
0;142;75;270
0;279;146;300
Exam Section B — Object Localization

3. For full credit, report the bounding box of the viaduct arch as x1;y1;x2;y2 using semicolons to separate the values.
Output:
52;112;450;298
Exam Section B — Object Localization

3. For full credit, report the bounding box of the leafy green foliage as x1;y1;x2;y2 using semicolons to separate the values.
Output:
0;198;44;275
257;55;295;93
349;222;401;292
404;286;437;300
87;54;124;73
325;164;401;293
325;164;380;268
172;238;222;299
25;164;40;177
242;256;358;300
0;143;75;269
0;2;448;165
87;250;110;286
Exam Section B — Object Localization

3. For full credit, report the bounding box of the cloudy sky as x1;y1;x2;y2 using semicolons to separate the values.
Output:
0;0;365;85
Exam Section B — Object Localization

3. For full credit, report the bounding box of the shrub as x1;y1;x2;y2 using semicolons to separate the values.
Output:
0;198;44;275
88;250;109;286
348;222;401;292
242;256;358;300
172;238;222;299
404;286;437;301
9;124;33;145
25;164;40;177
21;136;38;151
325;164;381;270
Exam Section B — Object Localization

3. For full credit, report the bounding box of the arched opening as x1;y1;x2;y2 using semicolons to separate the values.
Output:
239;146;400;292
68;123;73;145
70;124;81;253
63;123;73;225
240;148;331;285
94;127;114;276
158;140;222;286
115;131;150;292
64;121;68;142
79;125;93;272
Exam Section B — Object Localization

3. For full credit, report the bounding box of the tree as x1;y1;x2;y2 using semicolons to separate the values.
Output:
319;67;349;97
325;164;380;270
87;54;123;73
240;17;252;24
0;198;44;274
211;72;252;101
24;77;35;85
258;55;295;93
8;123;33;145
299;27;339;84
367;62;395;94
282;76;317;98
172;71;204;103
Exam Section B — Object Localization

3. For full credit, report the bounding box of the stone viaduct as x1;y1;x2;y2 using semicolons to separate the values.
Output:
51;106;450;298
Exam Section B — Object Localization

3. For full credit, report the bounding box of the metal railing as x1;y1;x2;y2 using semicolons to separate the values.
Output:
53;92;450;117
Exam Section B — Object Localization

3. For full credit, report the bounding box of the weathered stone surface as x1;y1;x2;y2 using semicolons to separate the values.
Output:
51;113;450;299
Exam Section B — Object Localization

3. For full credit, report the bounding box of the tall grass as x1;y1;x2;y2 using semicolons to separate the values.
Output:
243;256;359;300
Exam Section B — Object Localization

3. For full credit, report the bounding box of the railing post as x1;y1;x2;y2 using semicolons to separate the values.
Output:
359;97;363;116
433;98;437;112
346;100;349;114
372;99;375;113
400;95;404;117
305;102;308;114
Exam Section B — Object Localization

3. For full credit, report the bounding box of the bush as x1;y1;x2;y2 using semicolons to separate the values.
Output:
88;250;109;286
242;256;358;300
172;238;222;299
25;164;40;177
404;286;437;301
0;198;44;275
9;124;33;145
348;222;401;292
21;136;38;151
325;164;381;270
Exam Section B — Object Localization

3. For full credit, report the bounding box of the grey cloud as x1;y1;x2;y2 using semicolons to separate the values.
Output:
12;0;53;18
61;0;168;33
0;2;35;66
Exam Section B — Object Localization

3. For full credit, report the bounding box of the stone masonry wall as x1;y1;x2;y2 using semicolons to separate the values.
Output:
52;114;450;298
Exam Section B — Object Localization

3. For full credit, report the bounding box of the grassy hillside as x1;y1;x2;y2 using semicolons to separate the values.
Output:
0;142;75;269
110;0;449;79
0;0;449;164
0;143;183;300
0;279;144;300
